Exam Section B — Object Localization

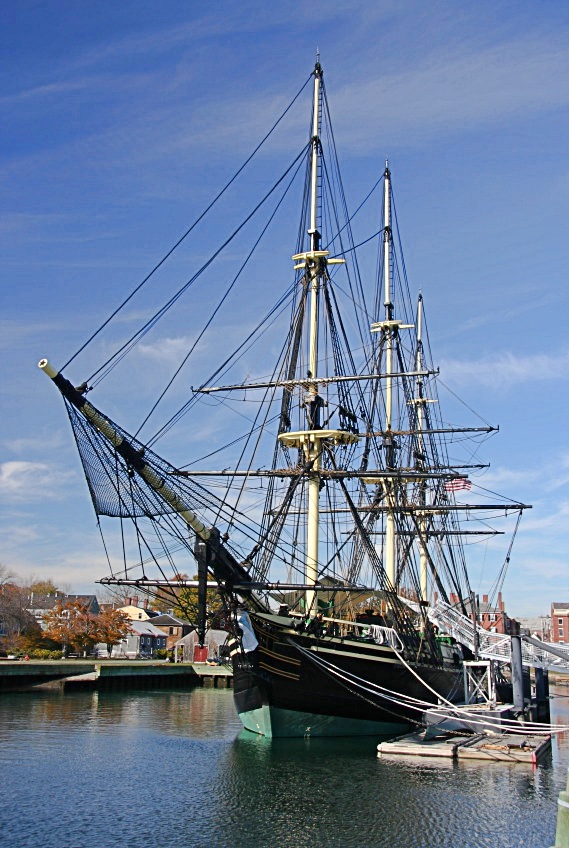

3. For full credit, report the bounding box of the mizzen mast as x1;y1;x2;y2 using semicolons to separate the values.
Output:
413;293;436;602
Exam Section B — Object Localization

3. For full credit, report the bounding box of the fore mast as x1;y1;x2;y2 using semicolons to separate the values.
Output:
278;61;354;614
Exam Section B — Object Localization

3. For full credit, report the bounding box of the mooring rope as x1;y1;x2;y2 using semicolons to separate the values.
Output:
289;639;566;736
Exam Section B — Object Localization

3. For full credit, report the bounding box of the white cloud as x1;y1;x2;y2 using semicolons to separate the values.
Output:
0;461;75;501
138;336;195;363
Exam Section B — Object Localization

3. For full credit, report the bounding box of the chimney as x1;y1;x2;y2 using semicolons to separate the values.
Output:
132;595;139;608
126;597;132;606
143;598;149;610
482;594;488;604
498;591;504;611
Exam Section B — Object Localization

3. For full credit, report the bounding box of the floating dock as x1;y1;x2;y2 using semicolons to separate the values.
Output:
377;729;551;764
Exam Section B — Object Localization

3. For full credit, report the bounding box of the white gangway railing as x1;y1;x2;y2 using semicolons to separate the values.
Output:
429;600;569;673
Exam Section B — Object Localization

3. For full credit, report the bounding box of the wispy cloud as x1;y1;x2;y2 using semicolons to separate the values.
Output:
138;336;196;364
170;35;569;156
3;432;65;456
330;39;569;151
440;350;569;389
6;20;569;188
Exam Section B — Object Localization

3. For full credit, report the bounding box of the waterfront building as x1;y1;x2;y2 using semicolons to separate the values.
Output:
173;629;228;664
149;613;193;652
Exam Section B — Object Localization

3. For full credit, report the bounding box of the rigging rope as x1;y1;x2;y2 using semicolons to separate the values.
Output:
86;144;310;389
135;151;307;440
62;73;313;373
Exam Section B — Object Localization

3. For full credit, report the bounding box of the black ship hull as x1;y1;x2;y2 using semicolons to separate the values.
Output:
231;612;464;738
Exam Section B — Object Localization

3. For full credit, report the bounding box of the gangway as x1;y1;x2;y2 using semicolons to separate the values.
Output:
429;600;569;673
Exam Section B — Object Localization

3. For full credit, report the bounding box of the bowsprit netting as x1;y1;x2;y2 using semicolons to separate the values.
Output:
65;398;234;527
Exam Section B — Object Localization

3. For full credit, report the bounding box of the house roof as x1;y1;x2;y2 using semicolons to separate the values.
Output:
67;594;100;612
27;593;100;613
129;620;168;636
477;600;505;615
150;613;191;627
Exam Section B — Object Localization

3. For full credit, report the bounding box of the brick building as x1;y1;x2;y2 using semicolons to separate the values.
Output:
477;591;510;635
448;590;511;635
550;602;569;644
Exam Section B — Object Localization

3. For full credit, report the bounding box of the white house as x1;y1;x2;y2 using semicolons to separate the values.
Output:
97;619;167;658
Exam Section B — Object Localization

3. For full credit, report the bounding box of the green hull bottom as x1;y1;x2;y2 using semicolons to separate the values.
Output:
238;705;409;738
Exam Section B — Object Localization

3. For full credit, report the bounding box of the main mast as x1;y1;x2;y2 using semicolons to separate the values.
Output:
382;165;396;588
371;164;413;590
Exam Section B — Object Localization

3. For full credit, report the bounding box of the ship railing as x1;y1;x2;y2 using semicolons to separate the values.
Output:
322;616;404;650
288;611;404;650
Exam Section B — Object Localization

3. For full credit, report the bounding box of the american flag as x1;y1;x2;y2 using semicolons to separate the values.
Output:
444;477;472;492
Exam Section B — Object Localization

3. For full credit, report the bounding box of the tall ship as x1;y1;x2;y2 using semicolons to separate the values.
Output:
39;61;529;737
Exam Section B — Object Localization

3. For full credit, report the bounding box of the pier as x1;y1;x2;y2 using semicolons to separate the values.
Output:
0;659;232;692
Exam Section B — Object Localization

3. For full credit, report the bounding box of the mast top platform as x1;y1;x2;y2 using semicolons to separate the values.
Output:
279;429;360;450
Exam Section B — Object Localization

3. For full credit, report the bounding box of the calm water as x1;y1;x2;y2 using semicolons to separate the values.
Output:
1;685;569;848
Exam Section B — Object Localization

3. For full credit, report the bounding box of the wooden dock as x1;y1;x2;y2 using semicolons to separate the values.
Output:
377;730;551;764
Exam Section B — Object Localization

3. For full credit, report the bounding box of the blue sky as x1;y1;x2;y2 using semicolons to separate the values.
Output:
1;0;568;616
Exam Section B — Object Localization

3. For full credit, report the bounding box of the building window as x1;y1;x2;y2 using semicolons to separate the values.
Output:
559;618;564;626
559;629;564;638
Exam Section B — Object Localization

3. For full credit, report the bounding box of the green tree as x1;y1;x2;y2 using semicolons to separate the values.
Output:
29;578;59;596
173;573;224;626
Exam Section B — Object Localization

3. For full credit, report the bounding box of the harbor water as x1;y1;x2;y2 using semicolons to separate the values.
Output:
2;685;569;847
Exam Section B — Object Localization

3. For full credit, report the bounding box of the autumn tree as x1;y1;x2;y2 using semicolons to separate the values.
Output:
43;600;133;657
96;609;131;656
43;599;98;656
0;563;16;588
0;570;40;651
